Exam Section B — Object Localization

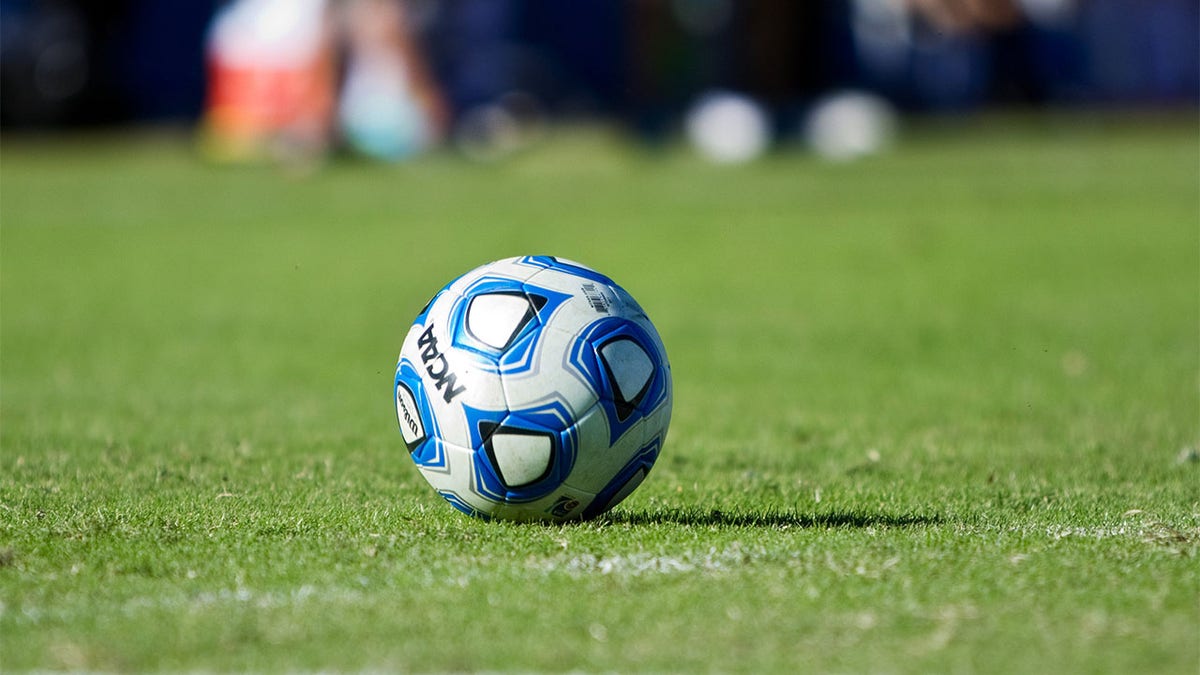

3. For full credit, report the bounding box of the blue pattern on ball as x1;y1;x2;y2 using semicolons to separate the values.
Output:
568;317;670;445
515;255;617;286
462;399;580;503
583;435;662;520
445;275;572;375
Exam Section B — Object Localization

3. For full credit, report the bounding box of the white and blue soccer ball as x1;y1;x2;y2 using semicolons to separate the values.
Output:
394;256;672;522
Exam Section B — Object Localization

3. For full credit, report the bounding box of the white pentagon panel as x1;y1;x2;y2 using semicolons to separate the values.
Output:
398;320;505;451
420;442;480;503
549;290;616;331
599;338;654;405
467;292;533;350
450;360;507;409
644;385;673;435
489;431;553;487
563;405;647;494
526;267;610;308
501;325;599;415
525;266;581;293
604;283;645;317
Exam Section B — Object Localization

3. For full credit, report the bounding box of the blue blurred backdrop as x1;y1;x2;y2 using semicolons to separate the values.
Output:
2;0;1195;132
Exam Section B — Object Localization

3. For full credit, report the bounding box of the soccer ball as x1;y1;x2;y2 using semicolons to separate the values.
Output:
393;256;673;522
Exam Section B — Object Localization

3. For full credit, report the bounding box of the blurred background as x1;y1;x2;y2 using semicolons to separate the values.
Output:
2;0;1196;164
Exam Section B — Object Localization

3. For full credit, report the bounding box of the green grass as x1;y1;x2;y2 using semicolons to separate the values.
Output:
2;115;1198;673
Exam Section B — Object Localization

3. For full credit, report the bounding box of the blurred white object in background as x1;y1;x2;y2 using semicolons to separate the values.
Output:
804;90;897;162
685;91;771;164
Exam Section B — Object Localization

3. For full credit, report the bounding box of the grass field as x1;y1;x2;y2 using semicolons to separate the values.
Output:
2;115;1198;673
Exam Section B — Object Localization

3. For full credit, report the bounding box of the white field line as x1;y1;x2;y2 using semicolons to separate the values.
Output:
5;521;1191;625
4;585;373;625
532;546;762;577
1043;525;1137;540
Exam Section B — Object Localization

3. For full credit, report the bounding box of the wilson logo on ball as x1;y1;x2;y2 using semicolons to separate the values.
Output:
394;382;426;450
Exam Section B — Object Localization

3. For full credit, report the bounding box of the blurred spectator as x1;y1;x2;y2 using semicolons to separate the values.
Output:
904;0;1024;35
337;0;448;160
200;0;336;162
2;0;1195;146
199;0;445;164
